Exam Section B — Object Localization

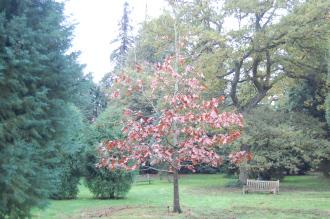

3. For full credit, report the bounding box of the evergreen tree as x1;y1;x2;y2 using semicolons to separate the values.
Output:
84;104;134;199
72;73;107;123
50;104;87;200
110;1;134;70
0;0;84;217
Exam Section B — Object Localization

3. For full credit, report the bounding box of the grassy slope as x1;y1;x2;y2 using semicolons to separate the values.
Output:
32;174;330;219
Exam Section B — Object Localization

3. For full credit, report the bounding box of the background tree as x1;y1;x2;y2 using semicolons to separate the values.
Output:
110;1;134;70
131;13;176;65
129;0;330;184
228;107;329;180
71;73;107;123
177;0;330;183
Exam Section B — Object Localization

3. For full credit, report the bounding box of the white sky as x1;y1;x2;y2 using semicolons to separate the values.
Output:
64;0;167;82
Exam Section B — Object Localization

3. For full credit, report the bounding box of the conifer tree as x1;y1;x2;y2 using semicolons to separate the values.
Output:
0;0;84;217
110;1;134;70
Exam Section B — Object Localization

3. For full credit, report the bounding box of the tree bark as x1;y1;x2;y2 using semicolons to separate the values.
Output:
173;169;182;213
239;165;248;185
238;144;250;185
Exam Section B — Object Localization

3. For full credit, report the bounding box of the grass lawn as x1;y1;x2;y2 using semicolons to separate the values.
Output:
32;174;330;219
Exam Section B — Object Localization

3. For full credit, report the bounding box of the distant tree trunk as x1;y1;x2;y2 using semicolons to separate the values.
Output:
239;165;248;185
239;144;249;184
173;169;182;213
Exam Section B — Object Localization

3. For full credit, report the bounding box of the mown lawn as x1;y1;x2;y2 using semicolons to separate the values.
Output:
32;174;330;219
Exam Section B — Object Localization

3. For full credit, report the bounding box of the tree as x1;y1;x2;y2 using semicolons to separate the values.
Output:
228;107;329;180
71;73;107;123
175;0;330;183
110;1;134;70
131;13;176;65
0;0;84;217
84;104;134;199
51;104;87;199
98;56;244;213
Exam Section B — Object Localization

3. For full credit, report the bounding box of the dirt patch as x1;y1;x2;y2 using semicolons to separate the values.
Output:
75;205;202;219
76;206;178;219
74;204;330;219
76;206;131;218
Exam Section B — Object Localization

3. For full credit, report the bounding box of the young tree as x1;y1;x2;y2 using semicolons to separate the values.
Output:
51;104;87;200
84;104;134;199
98;56;244;213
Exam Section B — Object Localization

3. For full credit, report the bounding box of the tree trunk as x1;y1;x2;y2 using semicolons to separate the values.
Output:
239;144;249;185
239;165;248;185
173;169;182;213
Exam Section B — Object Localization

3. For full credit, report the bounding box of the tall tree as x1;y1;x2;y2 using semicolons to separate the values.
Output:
110;1;134;70
0;0;84;217
174;0;330;183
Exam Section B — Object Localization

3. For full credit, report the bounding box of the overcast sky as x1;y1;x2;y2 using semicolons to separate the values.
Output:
64;0;167;82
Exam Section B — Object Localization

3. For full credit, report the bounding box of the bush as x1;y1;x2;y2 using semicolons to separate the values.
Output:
50;104;87;200
319;160;330;178
84;149;133;199
50;155;81;199
195;165;219;174
226;107;328;180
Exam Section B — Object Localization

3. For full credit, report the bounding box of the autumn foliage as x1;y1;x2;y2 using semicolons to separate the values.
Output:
98;56;245;172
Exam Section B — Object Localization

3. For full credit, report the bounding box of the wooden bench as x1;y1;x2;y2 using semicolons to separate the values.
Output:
243;179;279;194
134;173;152;184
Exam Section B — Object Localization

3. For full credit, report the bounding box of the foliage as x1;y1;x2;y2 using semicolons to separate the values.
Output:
284;38;330;176
84;104;134;199
0;0;84;217
51;104;87;200
198;0;329;112
110;1;134;69
326;45;330;128
284;37;329;122
85;149;134;199
100;57;243;172
72;73;107;122
98;56;244;213
228;107;329;180
131;1;330;183
132;13;176;65
133;0;330;113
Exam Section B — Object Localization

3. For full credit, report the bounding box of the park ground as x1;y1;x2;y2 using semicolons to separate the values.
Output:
32;173;330;219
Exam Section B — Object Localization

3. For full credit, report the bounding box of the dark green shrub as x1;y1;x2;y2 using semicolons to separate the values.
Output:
195;165;219;174
319;160;330;178
50;155;81;200
84;149;133;199
50;104;87;200
227;107;328;180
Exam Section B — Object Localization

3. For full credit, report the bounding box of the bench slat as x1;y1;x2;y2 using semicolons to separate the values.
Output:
243;179;279;194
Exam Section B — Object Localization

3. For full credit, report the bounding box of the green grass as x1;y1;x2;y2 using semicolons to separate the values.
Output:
32;174;330;218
